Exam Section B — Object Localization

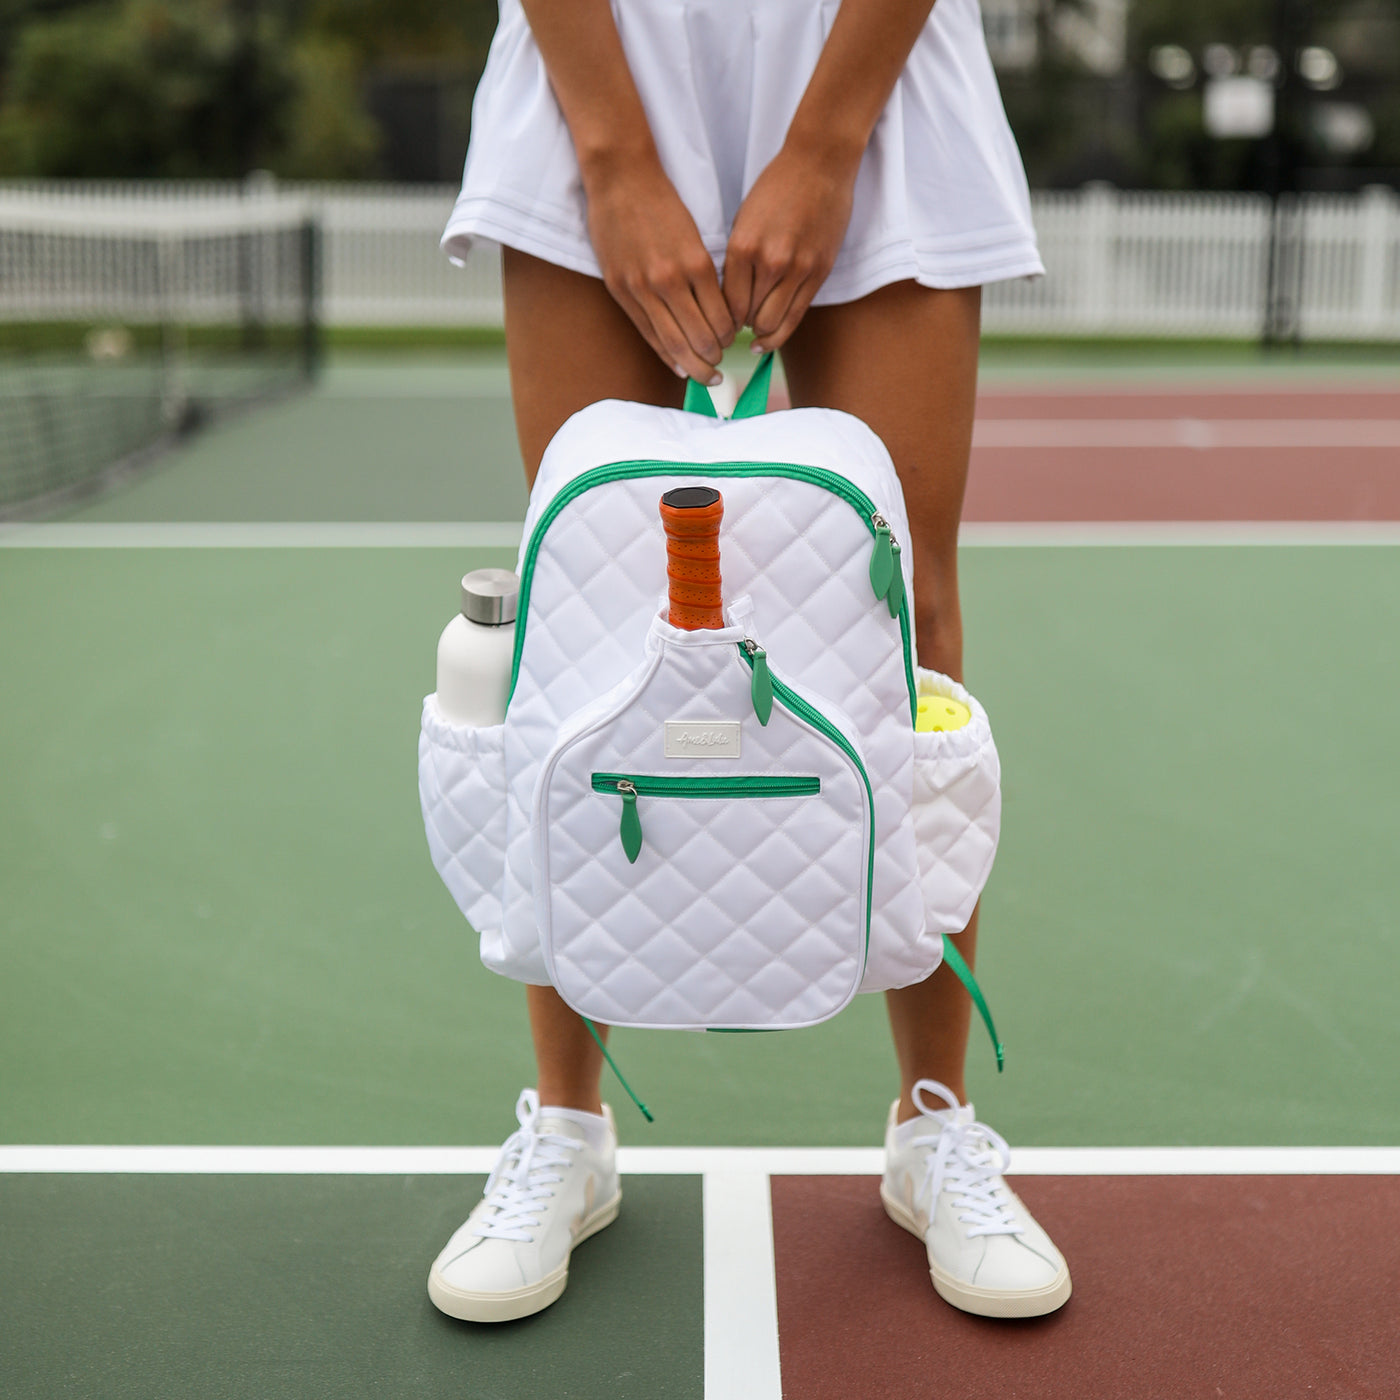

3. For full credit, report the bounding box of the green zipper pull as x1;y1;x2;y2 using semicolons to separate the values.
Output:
886;538;905;619
869;516;893;601
745;640;773;725
617;780;642;863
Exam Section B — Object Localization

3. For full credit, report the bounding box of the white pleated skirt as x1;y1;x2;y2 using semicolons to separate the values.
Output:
442;0;1044;300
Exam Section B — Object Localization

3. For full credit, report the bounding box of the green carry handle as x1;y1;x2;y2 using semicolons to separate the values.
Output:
683;351;775;420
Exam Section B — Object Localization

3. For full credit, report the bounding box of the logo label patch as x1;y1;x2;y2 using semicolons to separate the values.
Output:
665;721;741;759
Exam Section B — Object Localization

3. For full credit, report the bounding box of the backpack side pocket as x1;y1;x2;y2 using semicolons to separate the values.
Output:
910;668;1002;937
419;695;507;939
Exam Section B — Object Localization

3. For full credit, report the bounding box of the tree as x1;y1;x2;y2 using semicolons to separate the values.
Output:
0;0;377;177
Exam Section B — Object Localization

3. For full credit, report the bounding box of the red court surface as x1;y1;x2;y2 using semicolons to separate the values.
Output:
760;372;1400;1399
966;386;1400;523
768;382;1400;522
771;1174;1400;1400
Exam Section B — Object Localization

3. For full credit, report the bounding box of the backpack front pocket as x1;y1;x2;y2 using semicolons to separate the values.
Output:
533;619;871;1031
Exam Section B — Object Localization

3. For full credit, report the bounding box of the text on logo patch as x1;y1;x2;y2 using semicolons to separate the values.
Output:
664;721;742;759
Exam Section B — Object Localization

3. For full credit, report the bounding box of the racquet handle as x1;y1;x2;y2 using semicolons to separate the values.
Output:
660;486;725;630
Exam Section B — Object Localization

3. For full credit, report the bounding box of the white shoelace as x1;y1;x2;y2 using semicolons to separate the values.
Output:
472;1088;583;1243
908;1078;1022;1238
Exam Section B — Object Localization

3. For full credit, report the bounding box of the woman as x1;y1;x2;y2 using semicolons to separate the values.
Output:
428;0;1070;1324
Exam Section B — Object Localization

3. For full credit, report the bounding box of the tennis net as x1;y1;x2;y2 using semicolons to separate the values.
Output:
0;197;320;519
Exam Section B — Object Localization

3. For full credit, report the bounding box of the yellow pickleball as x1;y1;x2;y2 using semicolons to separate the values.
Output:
916;695;972;732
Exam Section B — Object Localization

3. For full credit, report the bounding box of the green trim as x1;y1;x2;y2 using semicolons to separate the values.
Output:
731;351;774;418
940;937;1005;1072
738;646;876;966
510;460;918;724
592;773;821;798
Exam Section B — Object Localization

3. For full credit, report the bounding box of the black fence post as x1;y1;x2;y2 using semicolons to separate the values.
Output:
300;217;322;383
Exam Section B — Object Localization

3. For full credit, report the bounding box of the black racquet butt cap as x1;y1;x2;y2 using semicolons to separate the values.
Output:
661;486;721;510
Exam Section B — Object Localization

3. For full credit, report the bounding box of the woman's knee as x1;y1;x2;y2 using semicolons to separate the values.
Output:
912;556;964;681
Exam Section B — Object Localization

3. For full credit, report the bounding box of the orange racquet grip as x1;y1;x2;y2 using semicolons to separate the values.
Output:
660;487;725;630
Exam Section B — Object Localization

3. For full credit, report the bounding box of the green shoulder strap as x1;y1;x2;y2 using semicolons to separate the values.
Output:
941;937;1006;1072
731;351;774;418
683;377;718;416
682;350;775;420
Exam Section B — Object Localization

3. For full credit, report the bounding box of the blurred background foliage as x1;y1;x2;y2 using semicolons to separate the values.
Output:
0;0;1394;189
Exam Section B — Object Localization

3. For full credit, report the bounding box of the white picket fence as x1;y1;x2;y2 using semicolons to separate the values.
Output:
2;178;1398;339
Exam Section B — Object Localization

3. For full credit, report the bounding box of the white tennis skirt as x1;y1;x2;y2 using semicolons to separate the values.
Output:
442;0;1044;300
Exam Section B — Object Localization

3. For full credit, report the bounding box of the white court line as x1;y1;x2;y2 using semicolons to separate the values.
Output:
6;520;1400;550
975;376;1400;395
971;418;1400;449
958;521;1400;546
0;522;524;549
704;1171;783;1400
3;1144;1397;1174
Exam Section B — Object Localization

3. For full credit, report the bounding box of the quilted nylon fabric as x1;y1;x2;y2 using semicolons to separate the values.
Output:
911;668;1002;941
419;698;506;944
535;617;869;1029
500;400;928;991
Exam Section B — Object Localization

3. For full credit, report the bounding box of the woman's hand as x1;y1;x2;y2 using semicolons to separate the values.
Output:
584;155;735;385
722;140;861;353
721;0;936;351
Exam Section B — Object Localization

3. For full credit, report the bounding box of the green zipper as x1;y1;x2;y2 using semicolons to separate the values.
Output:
737;646;876;964
592;773;821;798
509;460;917;724
594;772;822;864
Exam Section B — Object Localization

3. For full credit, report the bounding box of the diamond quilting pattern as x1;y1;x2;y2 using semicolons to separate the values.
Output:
501;463;927;991
535;626;869;1029
417;402;1004;1002
418;699;508;959
909;667;1003;944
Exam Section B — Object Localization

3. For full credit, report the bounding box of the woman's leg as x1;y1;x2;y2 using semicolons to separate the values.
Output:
780;280;983;1125
503;246;684;1113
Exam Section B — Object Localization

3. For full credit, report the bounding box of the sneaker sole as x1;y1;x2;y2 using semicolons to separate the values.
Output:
880;1184;1072;1320
427;1191;622;1324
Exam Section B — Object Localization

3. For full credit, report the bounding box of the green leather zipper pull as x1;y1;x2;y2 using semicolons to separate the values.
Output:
869;516;894;601
745;640;773;725
617;780;643;863
886;538;905;619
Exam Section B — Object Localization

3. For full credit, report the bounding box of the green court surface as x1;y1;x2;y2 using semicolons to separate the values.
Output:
55;360;528;524
3;352;1399;1400
0;1172;703;1400
3;543;1397;1148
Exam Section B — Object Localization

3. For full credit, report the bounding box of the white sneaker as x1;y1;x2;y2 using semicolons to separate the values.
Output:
881;1079;1071;1319
428;1088;621;1323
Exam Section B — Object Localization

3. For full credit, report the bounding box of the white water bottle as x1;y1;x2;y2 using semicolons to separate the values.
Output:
435;567;519;727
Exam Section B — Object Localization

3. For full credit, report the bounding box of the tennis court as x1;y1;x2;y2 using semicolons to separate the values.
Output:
3;349;1398;1398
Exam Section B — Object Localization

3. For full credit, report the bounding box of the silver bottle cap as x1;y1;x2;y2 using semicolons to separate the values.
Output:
461;567;519;626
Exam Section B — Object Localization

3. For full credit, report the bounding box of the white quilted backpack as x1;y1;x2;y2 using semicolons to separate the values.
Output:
419;357;1003;1066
